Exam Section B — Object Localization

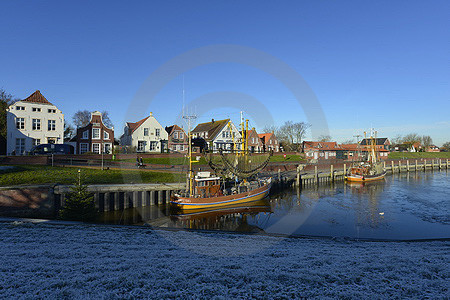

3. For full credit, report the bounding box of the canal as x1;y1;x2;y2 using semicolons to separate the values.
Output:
99;170;449;240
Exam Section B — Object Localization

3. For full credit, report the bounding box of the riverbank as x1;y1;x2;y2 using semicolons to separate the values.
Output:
0;165;184;186
0;220;447;299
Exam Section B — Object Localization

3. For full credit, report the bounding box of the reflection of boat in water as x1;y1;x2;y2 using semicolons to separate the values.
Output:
346;130;386;182
171;199;272;232
171;115;272;210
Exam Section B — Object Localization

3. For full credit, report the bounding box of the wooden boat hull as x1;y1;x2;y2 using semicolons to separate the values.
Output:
170;179;272;210
345;171;386;182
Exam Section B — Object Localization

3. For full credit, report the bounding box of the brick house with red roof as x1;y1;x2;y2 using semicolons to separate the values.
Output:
302;141;341;160
339;143;390;160
165;125;188;153
246;128;264;153
71;111;114;154
258;132;279;152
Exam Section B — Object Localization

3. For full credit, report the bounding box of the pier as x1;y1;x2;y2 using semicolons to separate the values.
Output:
270;158;450;189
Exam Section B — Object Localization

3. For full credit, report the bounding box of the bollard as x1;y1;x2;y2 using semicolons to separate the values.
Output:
407;160;409;172
391;161;394;173
398;161;401;173
104;193;110;212
315;166;318;185
415;160;418;171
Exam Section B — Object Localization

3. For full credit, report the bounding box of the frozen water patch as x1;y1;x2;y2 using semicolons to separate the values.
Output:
0;222;448;299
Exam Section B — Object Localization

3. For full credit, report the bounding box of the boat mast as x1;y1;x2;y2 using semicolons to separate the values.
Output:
182;78;197;197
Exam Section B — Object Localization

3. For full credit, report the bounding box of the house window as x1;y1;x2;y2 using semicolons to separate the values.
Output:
180;145;184;151
16;106;25;111
174;132;178;139
82;130;89;139
270;140;272;144
92;143;100;154
104;131;109;139
222;132;226;138
150;141;156;151
32;138;40;146
155;129;160;137
16;117;25;130
104;143;112;154
138;141;146;152
32;119;41;130
48;109;56;113
92;128;100;139
32;107;41;112
80;143;88;154
15;138;25;154
179;132;184;139
252;137;255;143
144;128;149;136
48;120;56;131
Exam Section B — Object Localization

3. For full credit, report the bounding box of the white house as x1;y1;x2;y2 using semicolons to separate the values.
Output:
120;112;168;153
192;119;242;152
6;90;64;155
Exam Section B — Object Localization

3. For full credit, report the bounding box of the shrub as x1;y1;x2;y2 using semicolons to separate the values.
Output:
59;173;97;221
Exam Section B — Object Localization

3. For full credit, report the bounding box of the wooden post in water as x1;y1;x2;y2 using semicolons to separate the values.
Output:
158;190;164;205
330;164;334;182
424;159;427;171
398;161;402;173
315;166;318;185
391;161;395;173
94;192;100;210
406;160;409;172
415;160;418;171
104;193;110;212
278;169;281;182
343;163;346;176
447;159;449;169
296;165;301;187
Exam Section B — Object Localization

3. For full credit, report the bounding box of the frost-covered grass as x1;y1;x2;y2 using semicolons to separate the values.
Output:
0;221;448;299
0;165;183;186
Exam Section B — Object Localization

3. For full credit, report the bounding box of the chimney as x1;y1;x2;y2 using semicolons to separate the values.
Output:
150;112;153;117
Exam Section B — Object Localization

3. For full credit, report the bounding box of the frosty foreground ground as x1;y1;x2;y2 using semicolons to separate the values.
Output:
0;221;448;299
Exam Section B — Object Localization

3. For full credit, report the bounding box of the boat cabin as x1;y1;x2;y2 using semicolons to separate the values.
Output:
194;172;222;198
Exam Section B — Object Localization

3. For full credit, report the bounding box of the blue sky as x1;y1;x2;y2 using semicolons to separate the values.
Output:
1;1;449;145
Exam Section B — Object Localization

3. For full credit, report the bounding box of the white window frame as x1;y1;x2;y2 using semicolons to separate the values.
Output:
16;138;25;154
48;120;56;131
32;138;41;146
179;132;184;139
174;132;178;139
104;131;109;140
16;117;25;130
138;141;146;152
92;143;101;154
32;107;41;112
144;128;149;136
32;119;41;131
155;128;160;137
92;128;100;139
82;130;89;139
16;106;25;111
103;143;112;154
150;141;156;151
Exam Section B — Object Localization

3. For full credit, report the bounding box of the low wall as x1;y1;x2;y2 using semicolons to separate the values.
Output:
0;186;55;218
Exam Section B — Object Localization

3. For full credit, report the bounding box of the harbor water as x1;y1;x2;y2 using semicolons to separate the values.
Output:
99;170;449;240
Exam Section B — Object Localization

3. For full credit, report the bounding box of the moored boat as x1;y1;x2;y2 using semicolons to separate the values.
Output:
346;130;386;182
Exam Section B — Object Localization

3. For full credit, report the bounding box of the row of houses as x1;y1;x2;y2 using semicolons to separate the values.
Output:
5;90;280;155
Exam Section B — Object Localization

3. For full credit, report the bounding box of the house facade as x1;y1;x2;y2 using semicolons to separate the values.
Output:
192;119;242;152
165;125;188;153
6;90;64;155
72;111;114;154
339;143;389;160
258;132;280;152
120;112;168;153
302;141;341;160
246;128;263;153
360;138;391;151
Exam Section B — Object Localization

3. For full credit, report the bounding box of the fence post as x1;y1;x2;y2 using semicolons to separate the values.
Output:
330;164;334;182
315;165;318;185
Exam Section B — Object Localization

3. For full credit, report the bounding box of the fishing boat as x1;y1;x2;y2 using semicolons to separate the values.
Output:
345;131;386;182
171;114;273;210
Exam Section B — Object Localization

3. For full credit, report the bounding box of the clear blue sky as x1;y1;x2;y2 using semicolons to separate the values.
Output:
1;1;449;145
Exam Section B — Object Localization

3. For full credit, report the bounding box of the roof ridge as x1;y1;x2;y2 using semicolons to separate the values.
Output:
21;90;53;105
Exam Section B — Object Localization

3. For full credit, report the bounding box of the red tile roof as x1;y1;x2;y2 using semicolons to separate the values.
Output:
303;141;341;151
21;90;53;105
258;133;273;143
165;124;185;135
127;116;149;134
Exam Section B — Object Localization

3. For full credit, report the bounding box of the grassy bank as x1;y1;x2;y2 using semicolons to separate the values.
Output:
0;165;184;186
115;154;304;165
388;152;450;159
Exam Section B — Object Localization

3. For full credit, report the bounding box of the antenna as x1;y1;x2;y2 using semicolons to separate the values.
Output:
182;75;185;117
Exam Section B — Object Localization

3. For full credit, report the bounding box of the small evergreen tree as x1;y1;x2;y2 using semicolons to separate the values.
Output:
59;170;97;221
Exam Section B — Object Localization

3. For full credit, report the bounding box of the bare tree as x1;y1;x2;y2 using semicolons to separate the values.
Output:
342;139;355;144
0;89;18;141
391;134;403;145
72;110;114;128
402;133;421;151
278;121;310;151
421;135;433;149
318;135;332;142
262;125;278;135
64;123;75;140
72;110;91;128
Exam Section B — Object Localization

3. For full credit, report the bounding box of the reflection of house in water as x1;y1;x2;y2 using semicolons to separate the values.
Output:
347;181;387;228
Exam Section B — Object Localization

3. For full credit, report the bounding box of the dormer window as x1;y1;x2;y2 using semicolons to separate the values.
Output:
174;132;178;139
179;132;184;139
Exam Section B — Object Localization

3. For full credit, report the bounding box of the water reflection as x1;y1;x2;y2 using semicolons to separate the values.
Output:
99;170;449;240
